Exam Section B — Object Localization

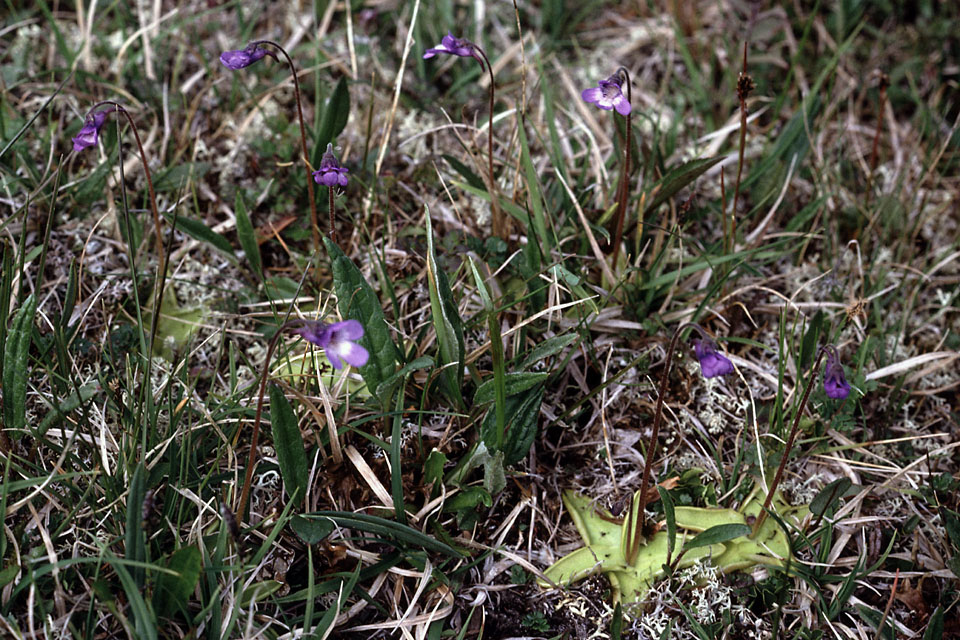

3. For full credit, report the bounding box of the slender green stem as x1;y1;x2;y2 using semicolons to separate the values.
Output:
720;169;728;255
751;348;826;537
611;67;631;265
235;329;282;523
250;40;324;247
112;114;155;460
489;311;507;450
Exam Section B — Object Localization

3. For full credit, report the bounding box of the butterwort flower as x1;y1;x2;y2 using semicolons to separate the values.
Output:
822;346;850;399
423;32;478;60
582;73;631;116
312;144;349;187
72;110;109;152
693;338;735;378
293;319;369;369
220;43;276;70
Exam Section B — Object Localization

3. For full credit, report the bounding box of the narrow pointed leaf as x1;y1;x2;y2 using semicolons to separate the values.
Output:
924;607;944;640
235;193;262;279
425;212;465;407
682;523;751;551
810;477;854;517
480;385;544;466
658;486;677;563
124;463;146;588
642;156;723;216
314;76;350;160
163;212;234;256
269;384;308;505
323;237;399;405
474;372;547;405
153;546;202;618
3;293;36;439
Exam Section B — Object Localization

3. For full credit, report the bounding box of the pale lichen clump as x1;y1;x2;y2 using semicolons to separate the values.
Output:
629;562;769;640
779;472;824;506
674;362;747;441
873;495;905;519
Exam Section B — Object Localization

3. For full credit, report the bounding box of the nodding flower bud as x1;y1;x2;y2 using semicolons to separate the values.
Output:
291;319;368;369
219;43;277;70
822;345;851;399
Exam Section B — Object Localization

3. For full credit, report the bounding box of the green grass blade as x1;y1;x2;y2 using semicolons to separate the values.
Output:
0;71;72;161
104;549;158;640
299;511;463;557
468;257;506;451
517;119;551;247
924;606;944;640
658;486;677;565
642;156;723;217
390;378;407;524
125;463;147;588
473;372;547;405
162;211;235;257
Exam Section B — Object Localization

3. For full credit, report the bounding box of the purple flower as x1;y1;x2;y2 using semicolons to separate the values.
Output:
72;110;109;152
823;346;851;399
220;43;276;70
693;338;734;378
294;319;369;369
312;143;349;187
582;73;631;116
423;32;478;60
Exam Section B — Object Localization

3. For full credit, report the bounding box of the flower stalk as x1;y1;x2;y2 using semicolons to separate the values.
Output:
235;319;368;522
424;34;504;239
75;101;165;267
730;43;754;251
221;40;325;248
751;344;850;536
612;67;632;265
313;143;349;241
581;68;632;264
626;322;733;564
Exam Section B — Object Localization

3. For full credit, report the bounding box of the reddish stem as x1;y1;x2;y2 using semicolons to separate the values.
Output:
611;67;632;265
751;348;826;536
731;43;750;247
249;40;324;247
626;321;699;563
235;320;305;522
866;74;889;203
86;101;164;266
472;46;504;240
